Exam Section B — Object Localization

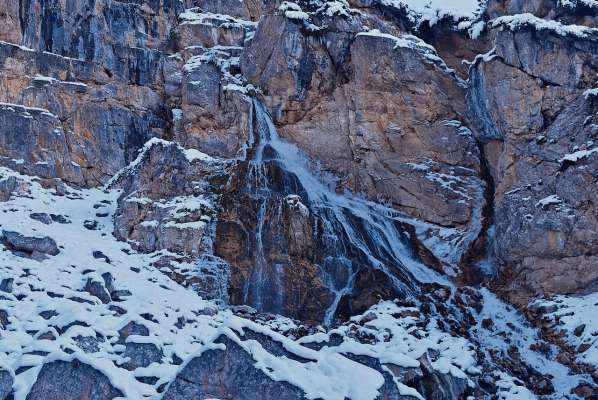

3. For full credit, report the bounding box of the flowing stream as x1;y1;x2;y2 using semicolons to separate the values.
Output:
243;99;445;324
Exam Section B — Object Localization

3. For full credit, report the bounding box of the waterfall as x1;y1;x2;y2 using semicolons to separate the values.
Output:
239;98;446;324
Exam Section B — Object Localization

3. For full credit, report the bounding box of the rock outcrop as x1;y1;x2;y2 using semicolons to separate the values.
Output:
0;1;178;186
240;12;487;272
163;335;308;400
0;370;11;400
467;15;598;304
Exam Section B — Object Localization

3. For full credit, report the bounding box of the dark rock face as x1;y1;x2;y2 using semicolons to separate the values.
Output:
216;161;337;322
26;359;123;400
121;343;163;370
0;0;179;186
18;0;181;66
112;139;226;257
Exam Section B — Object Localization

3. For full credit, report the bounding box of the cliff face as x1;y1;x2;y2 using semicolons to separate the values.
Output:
0;0;597;399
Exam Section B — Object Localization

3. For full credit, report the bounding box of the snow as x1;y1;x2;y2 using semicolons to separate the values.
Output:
0;103;58;119
535;293;598;365
279;1;310;20
178;8;256;28
559;0;598;9
583;88;598;99
461;20;486;38
492;13;598;39
184;148;214;162
317;0;352;17
380;0;485;26
0;40;34;52
300;300;478;384
558;147;598;163
495;373;536;400
535;195;562;208
474;289;590;396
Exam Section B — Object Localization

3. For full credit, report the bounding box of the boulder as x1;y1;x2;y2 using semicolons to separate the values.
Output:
163;335;307;400
1;230;59;259
26;360;123;400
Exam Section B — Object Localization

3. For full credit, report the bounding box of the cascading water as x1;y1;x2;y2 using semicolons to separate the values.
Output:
240;98;446;324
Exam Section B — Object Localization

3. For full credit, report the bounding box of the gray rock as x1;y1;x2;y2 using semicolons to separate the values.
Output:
117;321;149;345
30;213;52;225
83;220;99;230
0;309;8;329
1;230;59;258
26;359;122;400
0;369;12;400
121;343;163;370
467;20;598;304
49;214;69;224
163;335;307;400
73;335;102;353
83;278;111;304
0;278;13;293
0;175;25;201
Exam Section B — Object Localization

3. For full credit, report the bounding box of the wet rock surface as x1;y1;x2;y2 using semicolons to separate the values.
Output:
241;15;486;271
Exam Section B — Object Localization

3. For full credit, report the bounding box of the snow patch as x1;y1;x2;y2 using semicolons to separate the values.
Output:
492;13;598;39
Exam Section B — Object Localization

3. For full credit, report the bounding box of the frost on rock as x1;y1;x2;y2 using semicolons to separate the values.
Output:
558;147;598;164
558;0;598;10
583;88;598;99
495;373;536;400
535;195;562;209
108;138;215;187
